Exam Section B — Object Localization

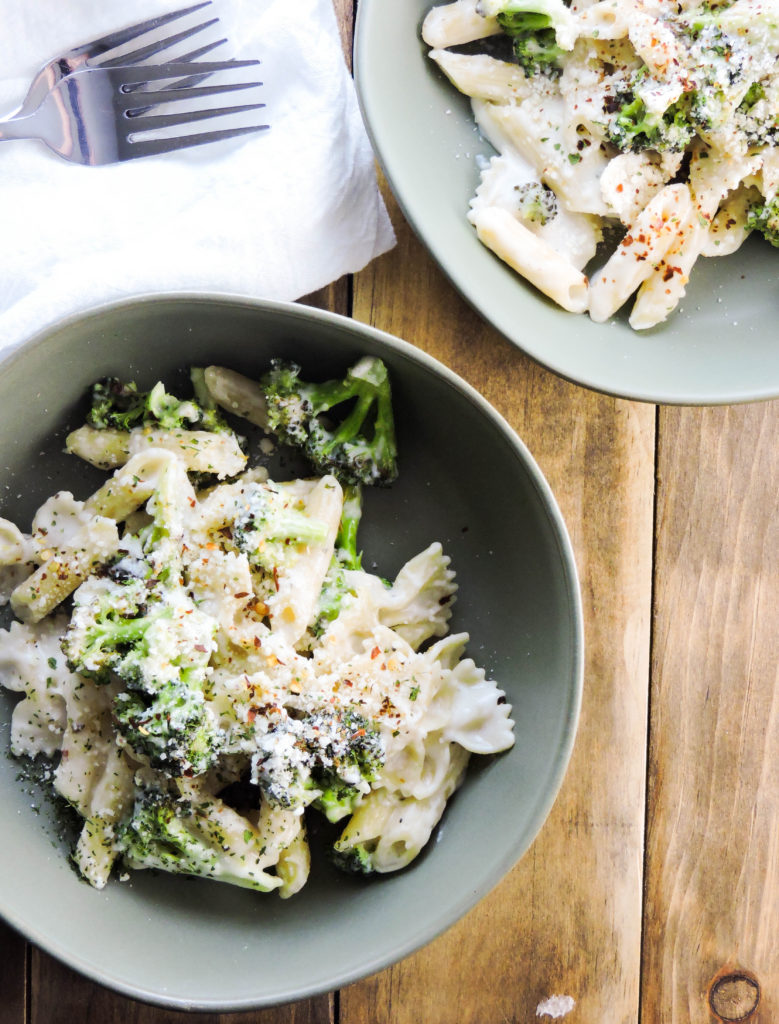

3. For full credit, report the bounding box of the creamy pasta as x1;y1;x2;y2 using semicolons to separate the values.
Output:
423;0;779;329
0;364;515;896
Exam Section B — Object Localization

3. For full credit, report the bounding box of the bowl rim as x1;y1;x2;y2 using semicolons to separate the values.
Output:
0;290;584;1010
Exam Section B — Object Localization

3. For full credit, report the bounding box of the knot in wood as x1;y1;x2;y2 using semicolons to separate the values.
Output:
709;973;760;1021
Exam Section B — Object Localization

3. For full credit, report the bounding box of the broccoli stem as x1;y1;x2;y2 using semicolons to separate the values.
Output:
335;484;363;571
260;356;398;487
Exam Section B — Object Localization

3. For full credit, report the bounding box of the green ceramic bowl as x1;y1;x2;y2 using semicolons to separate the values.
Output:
0;295;582;1011
355;0;779;405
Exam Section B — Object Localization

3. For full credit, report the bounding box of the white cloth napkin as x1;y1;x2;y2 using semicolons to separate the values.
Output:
0;0;395;355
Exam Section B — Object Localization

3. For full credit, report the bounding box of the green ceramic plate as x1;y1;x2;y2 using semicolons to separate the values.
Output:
355;1;779;405
0;295;582;1010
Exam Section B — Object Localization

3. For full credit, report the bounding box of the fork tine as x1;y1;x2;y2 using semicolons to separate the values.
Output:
126;123;269;159
118;38;229;104
124;80;263;114
68;2;213;60
127;101;266;134
97;17;220;69
113;59;261;87
175;38;228;63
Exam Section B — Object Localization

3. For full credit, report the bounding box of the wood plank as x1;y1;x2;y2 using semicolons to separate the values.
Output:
29;946;333;1024
343;189;655;1023
330;0;355;70
643;402;779;1023
0;921;27;1024
299;277;351;317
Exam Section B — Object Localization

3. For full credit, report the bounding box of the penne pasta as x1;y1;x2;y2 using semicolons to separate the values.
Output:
423;0;779;329
471;205;590;313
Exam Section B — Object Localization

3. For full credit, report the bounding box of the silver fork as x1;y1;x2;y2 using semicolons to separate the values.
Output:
0;61;268;165
10;2;225;121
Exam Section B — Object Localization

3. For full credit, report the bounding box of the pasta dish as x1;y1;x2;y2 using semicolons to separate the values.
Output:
423;0;779;329
0;360;514;896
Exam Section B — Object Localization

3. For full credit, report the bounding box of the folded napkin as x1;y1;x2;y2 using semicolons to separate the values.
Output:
0;0;395;355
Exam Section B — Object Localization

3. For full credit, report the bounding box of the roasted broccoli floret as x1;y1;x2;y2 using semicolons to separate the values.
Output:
510;26;565;76
515;181;558;225
87;374;230;433
483;0;572;76
330;841;375;875
308;709;383;822
747;196;779;247
734;79;779;147
259;356;398;486
118;787;279;892
64;578;218;776
64;457;219;777
252;706;383;821
680;0;779;51
64;587;164;679
606;71;696;152
113;672;216;777
231;481;329;573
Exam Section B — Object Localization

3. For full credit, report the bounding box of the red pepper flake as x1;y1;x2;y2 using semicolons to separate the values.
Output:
234;592;250;599
370;646;381;659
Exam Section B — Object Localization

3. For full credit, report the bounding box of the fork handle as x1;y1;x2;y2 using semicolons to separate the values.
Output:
0;111;43;144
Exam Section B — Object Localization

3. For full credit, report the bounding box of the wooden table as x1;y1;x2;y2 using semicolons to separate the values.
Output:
2;4;778;1022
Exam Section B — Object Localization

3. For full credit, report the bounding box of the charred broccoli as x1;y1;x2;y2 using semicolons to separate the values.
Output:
606;71;696;152
747;196;779;247
260;356;398;487
252;706;384;822
87;372;229;434
118;787;279;892
64;576;218;776
231;481;329;573
484;0;573;76
64;456;219;776
330;842;375;875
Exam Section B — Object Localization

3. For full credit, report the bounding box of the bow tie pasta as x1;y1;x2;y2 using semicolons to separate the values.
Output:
0;361;514;897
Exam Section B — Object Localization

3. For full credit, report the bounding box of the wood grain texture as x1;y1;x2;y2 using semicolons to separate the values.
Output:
329;0;355;69
644;402;779;1024
299;277;351;317
0;921;26;1024
28;949;333;1024
342;188;655;1024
